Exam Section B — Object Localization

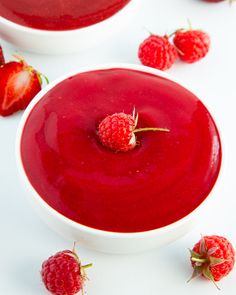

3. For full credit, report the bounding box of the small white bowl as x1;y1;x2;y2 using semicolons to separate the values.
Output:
0;0;141;55
16;64;222;254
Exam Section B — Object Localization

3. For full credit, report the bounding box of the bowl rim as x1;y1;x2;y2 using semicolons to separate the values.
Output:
15;63;222;239
0;0;136;35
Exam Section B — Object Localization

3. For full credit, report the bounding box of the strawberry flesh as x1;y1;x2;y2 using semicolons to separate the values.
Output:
0;46;5;65
0;61;42;116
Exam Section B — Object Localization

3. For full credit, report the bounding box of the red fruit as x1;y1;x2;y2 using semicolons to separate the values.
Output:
0;46;5;65
0;58;48;116
98;110;169;152
189;235;235;287
41;249;92;295
202;0;225;2
173;30;210;63
98;112;136;152
203;0;234;3
138;35;177;70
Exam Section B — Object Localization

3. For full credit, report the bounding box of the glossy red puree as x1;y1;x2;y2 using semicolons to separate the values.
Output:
21;69;221;233
0;0;130;30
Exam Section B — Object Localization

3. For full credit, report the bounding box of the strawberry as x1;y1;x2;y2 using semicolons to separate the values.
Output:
0;46;5;65
173;29;210;63
41;246;92;295
0;58;48;116
138;35;177;70
98;109;169;152
189;235;235;289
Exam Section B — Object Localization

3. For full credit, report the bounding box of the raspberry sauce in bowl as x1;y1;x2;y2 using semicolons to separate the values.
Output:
0;1;139;54
0;0;131;31
19;66;221;235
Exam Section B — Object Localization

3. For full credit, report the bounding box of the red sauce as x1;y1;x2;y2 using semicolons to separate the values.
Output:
0;0;131;30
21;69;221;233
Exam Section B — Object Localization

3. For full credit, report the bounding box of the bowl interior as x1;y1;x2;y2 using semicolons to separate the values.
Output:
16;63;222;238
0;0;135;33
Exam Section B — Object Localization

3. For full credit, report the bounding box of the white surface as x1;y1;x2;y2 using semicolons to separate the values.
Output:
0;0;236;293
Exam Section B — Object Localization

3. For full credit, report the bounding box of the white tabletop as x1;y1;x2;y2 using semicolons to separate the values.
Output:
1;0;236;294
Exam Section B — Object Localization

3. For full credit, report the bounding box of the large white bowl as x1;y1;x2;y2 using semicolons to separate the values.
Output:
16;64;222;254
0;0;141;55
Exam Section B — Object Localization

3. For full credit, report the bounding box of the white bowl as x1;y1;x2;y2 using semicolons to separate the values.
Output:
0;0;141;55
16;64;222;254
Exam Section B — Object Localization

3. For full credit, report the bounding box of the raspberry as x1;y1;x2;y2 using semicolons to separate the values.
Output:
41;249;92;295
189;235;235;288
98;112;136;152
97;110;169;152
173;30;210;63
202;0;225;2
203;0;234;3
138;35;177;70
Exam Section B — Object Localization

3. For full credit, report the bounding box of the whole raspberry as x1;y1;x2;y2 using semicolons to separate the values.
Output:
203;0;224;2
173;30;210;63
203;0;234;3
189;235;235;288
138;35;177;70
98;110;169;152
41;249;92;295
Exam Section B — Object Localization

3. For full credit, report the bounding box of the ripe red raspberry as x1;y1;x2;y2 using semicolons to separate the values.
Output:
203;0;234;3
98;112;136;152
202;0;225;2
173;30;210;63
189;235;235;287
0;45;5;65
41;249;92;295
138;35;177;70
98;110;169;152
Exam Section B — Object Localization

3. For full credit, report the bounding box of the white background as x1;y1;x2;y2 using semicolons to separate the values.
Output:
1;0;236;294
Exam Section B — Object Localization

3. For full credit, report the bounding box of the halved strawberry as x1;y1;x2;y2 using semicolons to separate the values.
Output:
0;59;48;116
0;46;5;65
